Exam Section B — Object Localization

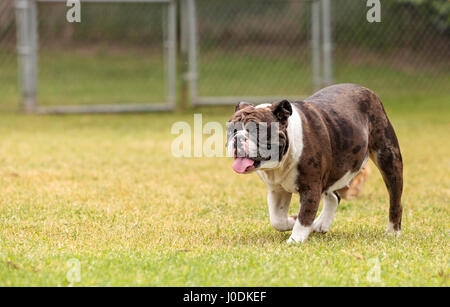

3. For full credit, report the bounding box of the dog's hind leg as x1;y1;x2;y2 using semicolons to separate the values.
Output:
370;123;403;235
312;191;340;233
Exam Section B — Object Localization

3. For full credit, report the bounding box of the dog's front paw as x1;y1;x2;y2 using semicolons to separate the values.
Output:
286;236;298;244
287;234;308;244
287;222;312;244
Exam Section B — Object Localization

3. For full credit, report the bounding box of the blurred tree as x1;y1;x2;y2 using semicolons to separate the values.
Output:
395;0;450;34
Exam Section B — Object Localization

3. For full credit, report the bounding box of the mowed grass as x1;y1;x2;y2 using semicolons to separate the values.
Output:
0;50;449;286
1;48;448;109
0;100;448;286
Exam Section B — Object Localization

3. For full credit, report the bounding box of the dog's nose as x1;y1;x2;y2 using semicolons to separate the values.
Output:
234;134;247;157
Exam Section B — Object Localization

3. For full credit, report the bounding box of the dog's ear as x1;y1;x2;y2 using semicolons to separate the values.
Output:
272;100;292;122
235;101;253;112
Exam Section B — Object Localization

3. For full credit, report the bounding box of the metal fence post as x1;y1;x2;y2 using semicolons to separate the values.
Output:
186;0;198;107
311;0;321;91
321;0;333;86
180;0;188;110
167;0;177;108
181;0;198;108
15;0;38;113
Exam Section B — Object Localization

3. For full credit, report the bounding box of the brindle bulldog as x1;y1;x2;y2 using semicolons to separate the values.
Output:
226;84;403;243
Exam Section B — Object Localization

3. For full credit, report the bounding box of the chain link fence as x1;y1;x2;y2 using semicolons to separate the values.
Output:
191;0;314;106
0;0;449;112
39;1;177;113
3;0;176;113
189;0;449;106
37;1;168;108
0;0;18;112
331;0;450;100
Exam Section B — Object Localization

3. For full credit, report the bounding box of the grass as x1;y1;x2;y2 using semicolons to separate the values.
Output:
0;49;449;286
1;48;448;109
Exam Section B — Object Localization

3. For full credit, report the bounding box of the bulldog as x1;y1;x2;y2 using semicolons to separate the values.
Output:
226;84;403;243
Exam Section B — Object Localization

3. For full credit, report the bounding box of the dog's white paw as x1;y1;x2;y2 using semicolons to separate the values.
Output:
287;233;308;244
270;216;296;232
287;221;312;244
386;222;402;236
312;215;332;233
286;236;297;244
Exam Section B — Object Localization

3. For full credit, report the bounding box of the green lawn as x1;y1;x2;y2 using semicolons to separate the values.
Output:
1;49;448;109
0;50;449;286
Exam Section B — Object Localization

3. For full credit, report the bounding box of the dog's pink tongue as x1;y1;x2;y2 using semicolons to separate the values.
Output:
232;158;254;174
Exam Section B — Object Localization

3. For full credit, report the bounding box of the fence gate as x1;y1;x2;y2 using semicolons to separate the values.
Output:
182;0;333;107
15;0;177;114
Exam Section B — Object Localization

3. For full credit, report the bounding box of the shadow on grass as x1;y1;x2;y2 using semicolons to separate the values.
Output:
231;226;386;246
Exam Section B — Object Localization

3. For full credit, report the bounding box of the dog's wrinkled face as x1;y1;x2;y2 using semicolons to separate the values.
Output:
226;100;292;174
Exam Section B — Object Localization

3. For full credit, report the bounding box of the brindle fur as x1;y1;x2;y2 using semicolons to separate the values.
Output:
230;84;403;233
294;84;402;230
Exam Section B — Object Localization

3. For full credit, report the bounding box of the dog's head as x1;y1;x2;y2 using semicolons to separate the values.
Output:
226;100;292;174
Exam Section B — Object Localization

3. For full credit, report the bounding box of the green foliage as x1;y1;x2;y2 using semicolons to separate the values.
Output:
394;0;450;33
33;1;449;51
333;0;450;51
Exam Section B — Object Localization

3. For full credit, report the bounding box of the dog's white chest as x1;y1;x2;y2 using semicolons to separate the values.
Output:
257;164;299;194
256;105;303;194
